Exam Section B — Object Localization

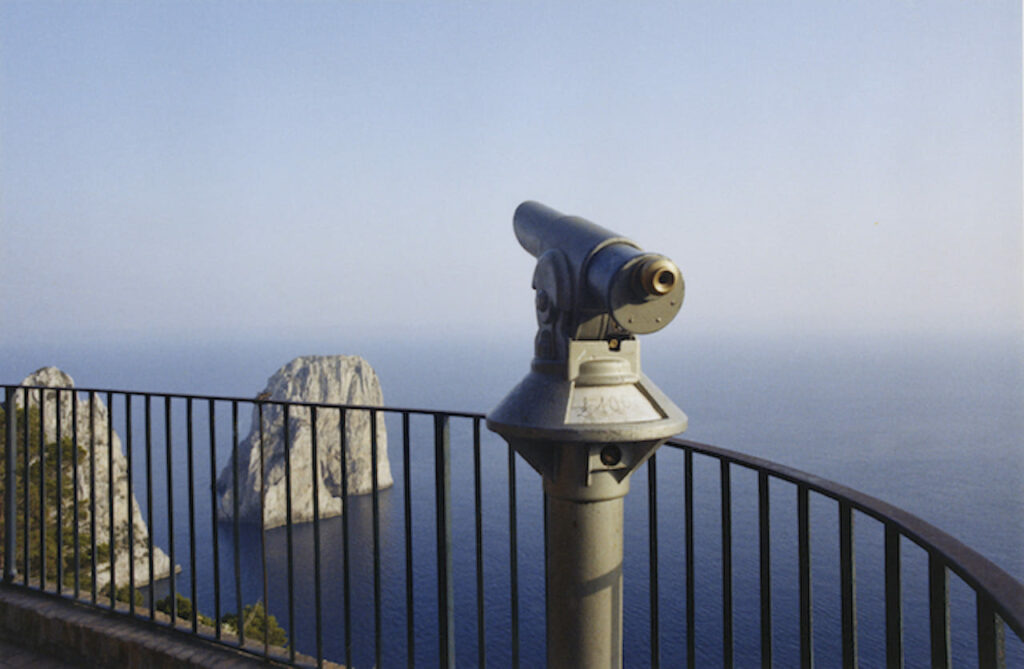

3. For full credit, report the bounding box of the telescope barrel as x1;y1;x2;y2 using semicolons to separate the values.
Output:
513;201;684;335
513;201;635;266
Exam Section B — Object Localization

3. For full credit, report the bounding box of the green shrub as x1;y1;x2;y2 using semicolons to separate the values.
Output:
155;593;215;627
221;601;288;647
100;583;143;606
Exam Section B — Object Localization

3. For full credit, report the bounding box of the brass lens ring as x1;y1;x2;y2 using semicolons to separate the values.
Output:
637;256;680;297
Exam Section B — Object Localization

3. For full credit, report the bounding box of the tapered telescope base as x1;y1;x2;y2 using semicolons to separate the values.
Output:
546;495;625;669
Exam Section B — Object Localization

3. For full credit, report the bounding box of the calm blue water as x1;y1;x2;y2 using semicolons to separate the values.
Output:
2;332;1021;667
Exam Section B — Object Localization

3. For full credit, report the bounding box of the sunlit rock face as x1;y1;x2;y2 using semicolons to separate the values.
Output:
16;367;174;591
216;355;392;530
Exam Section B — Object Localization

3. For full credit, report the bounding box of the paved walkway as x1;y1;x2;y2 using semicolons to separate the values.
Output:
0;636;77;668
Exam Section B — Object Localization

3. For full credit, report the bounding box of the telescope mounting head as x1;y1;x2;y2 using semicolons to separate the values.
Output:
488;201;688;485
515;201;685;365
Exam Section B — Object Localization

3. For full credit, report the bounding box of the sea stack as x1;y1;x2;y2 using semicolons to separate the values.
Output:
15;367;174;591
216;355;393;530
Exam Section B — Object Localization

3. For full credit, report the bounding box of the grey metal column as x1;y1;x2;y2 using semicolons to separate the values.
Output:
489;202;687;668
5;386;18;582
547;494;625;667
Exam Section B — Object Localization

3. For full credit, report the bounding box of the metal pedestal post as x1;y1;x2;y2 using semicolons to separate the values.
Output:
546;494;625;669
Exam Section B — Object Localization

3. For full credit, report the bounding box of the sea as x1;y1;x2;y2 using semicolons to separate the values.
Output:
1;331;1021;668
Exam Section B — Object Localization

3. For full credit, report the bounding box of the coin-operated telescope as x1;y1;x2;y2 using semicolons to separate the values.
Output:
488;201;687;669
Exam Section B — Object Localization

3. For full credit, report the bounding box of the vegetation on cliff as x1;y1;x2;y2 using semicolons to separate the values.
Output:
0;404;105;589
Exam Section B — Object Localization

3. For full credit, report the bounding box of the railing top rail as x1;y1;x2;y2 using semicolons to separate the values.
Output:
2;383;487;420
667;437;1024;640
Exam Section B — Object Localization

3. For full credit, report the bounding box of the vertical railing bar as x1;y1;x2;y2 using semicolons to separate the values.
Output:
258;402;269;657
839;501;857;669
22;387;30;588
186;398;198;634
339;408;352;669
508;442;520;669
145;394;155;620
435;414;454;669
542;492;549;663
928;553;951;669
284;403;295;664
473;417;486;669
649;454;661;669
165;396;176;625
39;387;46;592
31;385;42;594
798;485;814;669
106;391;115;609
884;523;902;669
56;388;63;595
72;390;81;598
208;399;221;638
126;395;136;615
372;410;383;669
720;458;733;669
231;401;243;647
976;593;1006;669
3;387;16;584
89;392;97;603
758;470;772;668
311;406;323;668
684;449;695;669
402;412;415;668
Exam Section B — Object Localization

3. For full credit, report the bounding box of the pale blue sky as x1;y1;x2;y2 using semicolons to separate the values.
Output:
2;1;1020;346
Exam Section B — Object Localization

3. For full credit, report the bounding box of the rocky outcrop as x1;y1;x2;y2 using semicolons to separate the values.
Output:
14;367;174;591
215;355;392;529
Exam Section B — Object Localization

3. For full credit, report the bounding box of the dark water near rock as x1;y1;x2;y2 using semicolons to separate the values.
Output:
2;332;1021;667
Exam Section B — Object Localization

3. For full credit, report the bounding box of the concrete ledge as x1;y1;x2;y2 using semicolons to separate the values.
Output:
0;583;342;668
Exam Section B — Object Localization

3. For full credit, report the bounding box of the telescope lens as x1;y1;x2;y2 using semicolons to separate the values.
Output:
636;257;680;297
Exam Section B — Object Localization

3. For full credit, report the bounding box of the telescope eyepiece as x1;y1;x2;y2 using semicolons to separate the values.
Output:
636;256;680;298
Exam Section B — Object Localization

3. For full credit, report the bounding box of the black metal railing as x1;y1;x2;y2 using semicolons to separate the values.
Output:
658;439;1024;668
2;383;1023;668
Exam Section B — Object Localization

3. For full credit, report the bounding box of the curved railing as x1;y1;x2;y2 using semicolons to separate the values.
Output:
2;384;1022;667
659;438;1024;668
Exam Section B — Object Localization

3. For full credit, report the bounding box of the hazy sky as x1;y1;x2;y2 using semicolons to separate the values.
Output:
2;2;1020;346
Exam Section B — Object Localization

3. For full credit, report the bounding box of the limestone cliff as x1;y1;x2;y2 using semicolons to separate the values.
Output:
215;355;393;529
15;367;174;591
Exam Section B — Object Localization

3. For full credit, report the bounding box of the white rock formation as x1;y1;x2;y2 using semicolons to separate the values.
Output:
216;355;393;530
14;367;173;591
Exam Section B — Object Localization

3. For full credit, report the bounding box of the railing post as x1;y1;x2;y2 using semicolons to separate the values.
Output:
928;554;951;669
434;414;454;668
4;386;17;582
